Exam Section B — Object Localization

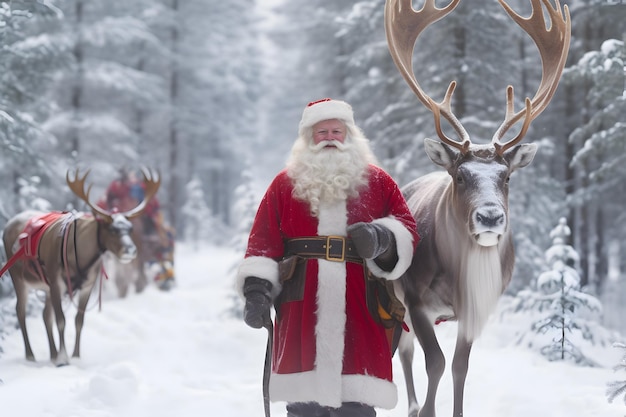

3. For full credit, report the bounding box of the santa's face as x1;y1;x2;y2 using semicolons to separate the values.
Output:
312;119;346;148
287;119;372;216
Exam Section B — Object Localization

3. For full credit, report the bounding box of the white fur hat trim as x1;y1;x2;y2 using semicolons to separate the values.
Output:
298;98;355;134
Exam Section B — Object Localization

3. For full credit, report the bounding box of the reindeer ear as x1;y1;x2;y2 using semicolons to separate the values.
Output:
504;143;538;171
424;138;458;170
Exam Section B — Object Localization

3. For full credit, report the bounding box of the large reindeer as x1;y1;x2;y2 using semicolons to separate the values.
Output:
1;168;160;366
384;0;570;416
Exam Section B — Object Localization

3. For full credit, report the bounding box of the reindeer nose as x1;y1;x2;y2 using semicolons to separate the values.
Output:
120;236;137;259
476;209;504;228
119;245;137;264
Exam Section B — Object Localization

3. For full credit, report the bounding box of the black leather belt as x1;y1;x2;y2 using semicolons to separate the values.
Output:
284;236;362;263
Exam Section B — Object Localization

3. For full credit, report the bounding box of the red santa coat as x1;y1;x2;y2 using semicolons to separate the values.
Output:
236;164;418;409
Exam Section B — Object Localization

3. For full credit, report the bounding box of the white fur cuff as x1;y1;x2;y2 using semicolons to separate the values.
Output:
364;216;414;280
235;256;281;299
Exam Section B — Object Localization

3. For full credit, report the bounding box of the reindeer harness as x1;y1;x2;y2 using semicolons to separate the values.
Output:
0;211;107;302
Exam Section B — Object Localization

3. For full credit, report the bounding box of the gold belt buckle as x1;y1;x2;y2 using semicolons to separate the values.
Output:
325;236;345;262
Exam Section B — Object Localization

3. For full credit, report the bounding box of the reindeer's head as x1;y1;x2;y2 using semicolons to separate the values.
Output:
385;0;570;246
66;167;161;262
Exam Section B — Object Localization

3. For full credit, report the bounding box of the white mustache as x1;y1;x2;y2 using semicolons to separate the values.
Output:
310;140;349;152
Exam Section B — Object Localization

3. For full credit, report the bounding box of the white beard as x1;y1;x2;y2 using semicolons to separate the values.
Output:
287;132;376;217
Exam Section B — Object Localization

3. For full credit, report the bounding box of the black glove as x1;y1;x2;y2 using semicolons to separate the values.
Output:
243;276;273;329
347;222;393;259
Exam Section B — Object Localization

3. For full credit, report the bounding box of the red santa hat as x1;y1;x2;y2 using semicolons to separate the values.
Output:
298;98;355;136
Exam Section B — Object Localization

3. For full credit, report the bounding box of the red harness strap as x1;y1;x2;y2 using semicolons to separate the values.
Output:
0;212;69;280
1;211;109;312
0;246;25;279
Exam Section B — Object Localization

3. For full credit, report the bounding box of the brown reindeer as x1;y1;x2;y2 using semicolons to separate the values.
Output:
99;168;173;297
106;221;173;297
384;0;570;416
1;168;160;366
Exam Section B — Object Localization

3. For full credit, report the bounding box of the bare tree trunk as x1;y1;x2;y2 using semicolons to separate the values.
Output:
564;83;576;254
133;42;146;155
167;0;180;229
518;36;527;100
594;207;606;294
579;160;589;288
12;170;20;214
452;21;466;118
70;0;85;209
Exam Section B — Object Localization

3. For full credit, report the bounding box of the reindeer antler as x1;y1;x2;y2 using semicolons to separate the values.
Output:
385;0;470;153
66;168;114;222
123;167;161;219
384;0;571;155
492;0;571;155
67;167;161;221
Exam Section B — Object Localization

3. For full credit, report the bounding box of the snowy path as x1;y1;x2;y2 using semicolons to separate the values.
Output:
0;243;623;417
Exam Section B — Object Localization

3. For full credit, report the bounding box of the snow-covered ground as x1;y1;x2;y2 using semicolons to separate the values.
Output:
0;242;624;417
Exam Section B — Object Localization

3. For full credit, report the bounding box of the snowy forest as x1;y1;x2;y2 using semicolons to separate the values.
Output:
0;0;624;360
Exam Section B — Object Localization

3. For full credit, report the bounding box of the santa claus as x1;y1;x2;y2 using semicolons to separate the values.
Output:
236;98;418;417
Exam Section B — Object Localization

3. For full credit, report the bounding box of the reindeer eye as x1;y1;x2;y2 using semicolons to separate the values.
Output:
456;174;463;184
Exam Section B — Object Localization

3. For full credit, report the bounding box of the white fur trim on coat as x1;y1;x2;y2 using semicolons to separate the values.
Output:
364;216;414;280
314;201;349;402
270;371;397;409
235;256;281;299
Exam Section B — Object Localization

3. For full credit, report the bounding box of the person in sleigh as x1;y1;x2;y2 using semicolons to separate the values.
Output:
236;98;419;416
100;168;176;291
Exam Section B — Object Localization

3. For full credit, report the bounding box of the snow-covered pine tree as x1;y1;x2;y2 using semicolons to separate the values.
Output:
607;342;626;406
229;168;260;254
181;177;228;249
16;176;53;213
226;167;261;318
508;217;611;366
0;1;64;218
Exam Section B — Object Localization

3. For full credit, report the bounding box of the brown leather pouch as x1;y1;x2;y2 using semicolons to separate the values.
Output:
278;255;299;283
365;267;406;355
275;256;307;315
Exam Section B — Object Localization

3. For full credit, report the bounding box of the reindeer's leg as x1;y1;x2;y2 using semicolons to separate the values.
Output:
117;280;129;298
411;309;444;417
49;281;69;366
398;330;419;417
451;335;472;417
72;294;87;358
116;265;130;298
12;276;36;362
135;258;148;293
42;293;58;361
133;227;148;293
73;282;95;358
